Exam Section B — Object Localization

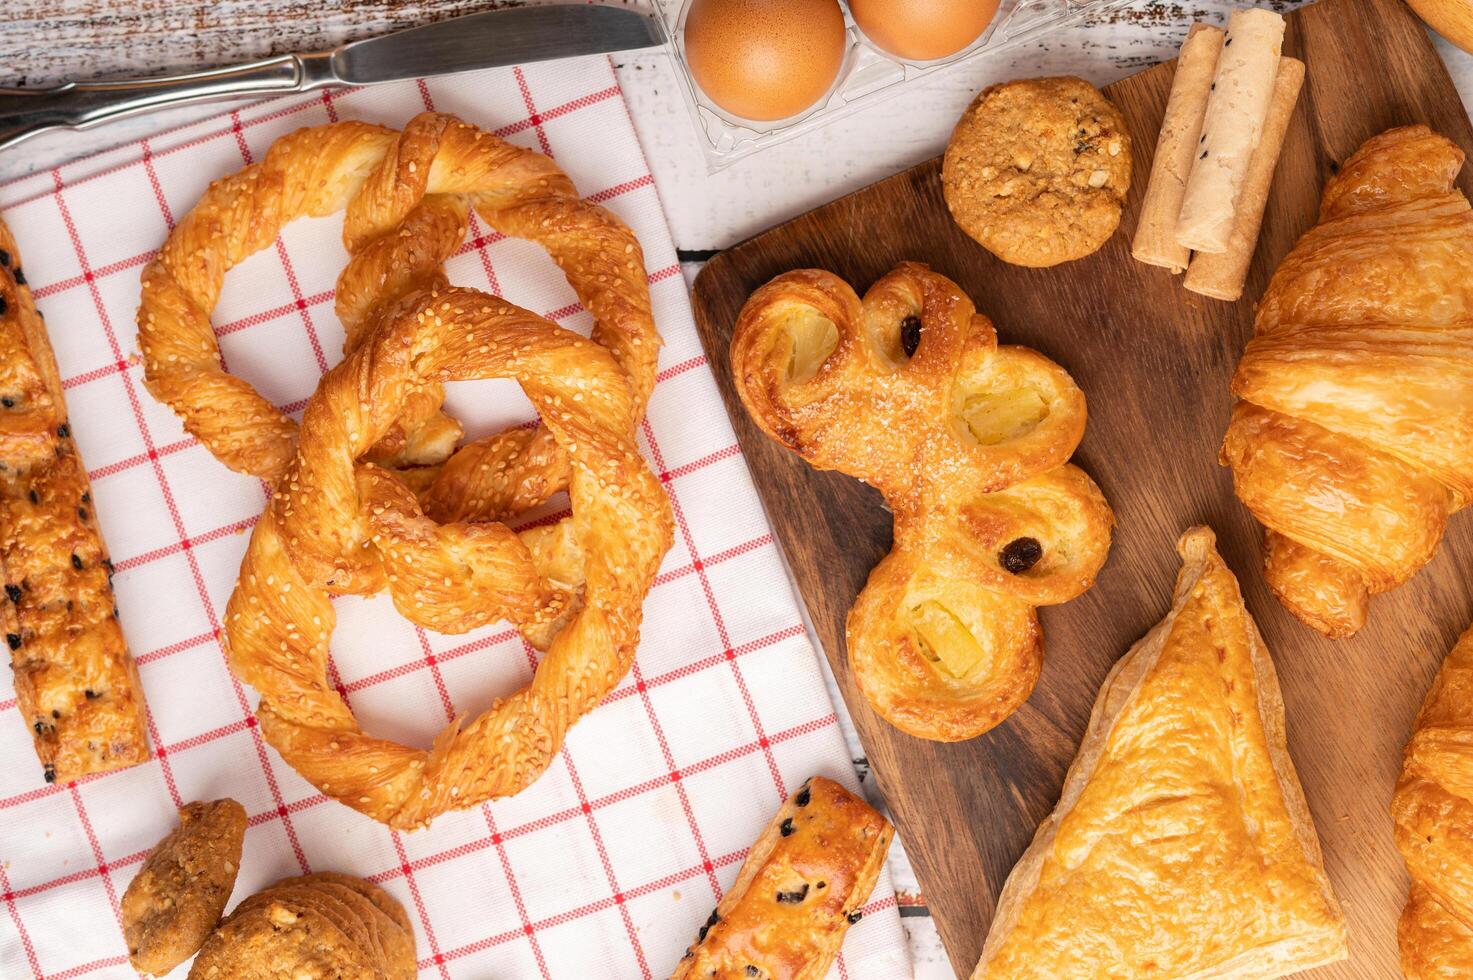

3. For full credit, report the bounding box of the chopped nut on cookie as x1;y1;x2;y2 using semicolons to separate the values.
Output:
942;76;1132;268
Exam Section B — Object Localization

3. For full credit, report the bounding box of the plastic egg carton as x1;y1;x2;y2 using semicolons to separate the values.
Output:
655;0;1136;170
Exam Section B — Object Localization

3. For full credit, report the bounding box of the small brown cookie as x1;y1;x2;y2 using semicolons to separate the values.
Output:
942;76;1132;267
121;798;247;975
188;873;416;980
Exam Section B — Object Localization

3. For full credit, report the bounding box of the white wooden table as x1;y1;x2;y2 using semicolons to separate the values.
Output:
3;3;1470;975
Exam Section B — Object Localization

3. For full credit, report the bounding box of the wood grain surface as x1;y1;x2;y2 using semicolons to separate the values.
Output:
690;0;1473;975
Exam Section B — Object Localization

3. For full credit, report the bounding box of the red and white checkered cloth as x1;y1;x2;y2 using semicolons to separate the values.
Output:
0;58;912;980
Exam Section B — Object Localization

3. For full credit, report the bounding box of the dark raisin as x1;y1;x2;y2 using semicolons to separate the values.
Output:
0;297;7;316
794;785;811;807
71;553;83;571
847;910;863;924
84;689;97;699
81;492;90;504
1329;160;1340;174
779;818;794;837
775;884;809;904
999;537;1044;574
43;764;55;783
77;507;88;522
0;249;10;266
1073;142;1097;155
55;423;69;439
816;881;826;889
34;721;43;734
746;968;761;978
5;584;20;603
13;267;25;286
0;397;12;408
899;316;922;358
27;489;37;504
51;709;59;719
6;633;19;650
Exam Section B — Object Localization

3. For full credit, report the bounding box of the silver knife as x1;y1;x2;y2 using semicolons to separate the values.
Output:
0;4;666;152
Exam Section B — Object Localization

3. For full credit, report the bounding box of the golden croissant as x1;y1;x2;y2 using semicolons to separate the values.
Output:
1222;125;1473;637
731;262;1113;741
1393;623;1473;978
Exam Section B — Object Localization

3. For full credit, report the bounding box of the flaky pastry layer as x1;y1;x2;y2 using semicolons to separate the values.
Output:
973;527;1346;979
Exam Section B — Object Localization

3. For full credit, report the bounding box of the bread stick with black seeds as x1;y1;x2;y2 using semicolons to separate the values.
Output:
0;215;150;783
671;776;891;979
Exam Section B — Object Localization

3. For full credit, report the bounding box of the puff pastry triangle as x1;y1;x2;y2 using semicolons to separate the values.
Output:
973;527;1347;979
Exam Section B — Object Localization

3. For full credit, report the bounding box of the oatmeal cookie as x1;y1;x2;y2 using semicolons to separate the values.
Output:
121;798;247;975
942;76;1132;267
188;873;416;979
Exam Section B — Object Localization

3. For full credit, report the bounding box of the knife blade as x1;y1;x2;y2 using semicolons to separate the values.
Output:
333;5;665;84
0;4;666;153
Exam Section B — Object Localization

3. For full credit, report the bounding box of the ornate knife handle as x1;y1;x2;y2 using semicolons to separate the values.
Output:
0;53;338;153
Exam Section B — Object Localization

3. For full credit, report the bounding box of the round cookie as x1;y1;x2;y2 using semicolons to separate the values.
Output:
942;76;1132;268
188;873;416;980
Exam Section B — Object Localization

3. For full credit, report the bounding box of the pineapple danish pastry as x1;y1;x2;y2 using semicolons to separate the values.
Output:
731;263;1113;740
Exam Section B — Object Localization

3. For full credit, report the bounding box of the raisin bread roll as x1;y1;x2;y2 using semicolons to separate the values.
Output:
672;777;892;979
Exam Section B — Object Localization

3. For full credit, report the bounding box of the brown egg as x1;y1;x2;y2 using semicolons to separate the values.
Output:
850;0;999;61
683;0;849;122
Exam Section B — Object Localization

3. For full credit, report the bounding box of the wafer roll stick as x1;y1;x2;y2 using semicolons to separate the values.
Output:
1132;24;1225;272
1176;8;1286;254
1185;57;1304;301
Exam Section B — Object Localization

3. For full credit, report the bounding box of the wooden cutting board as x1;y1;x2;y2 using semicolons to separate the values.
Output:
689;0;1473;975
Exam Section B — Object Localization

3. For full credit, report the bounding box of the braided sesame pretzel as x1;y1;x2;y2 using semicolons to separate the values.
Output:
731;262;1113;741
138;111;657;523
227;287;671;828
134;113;673;825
